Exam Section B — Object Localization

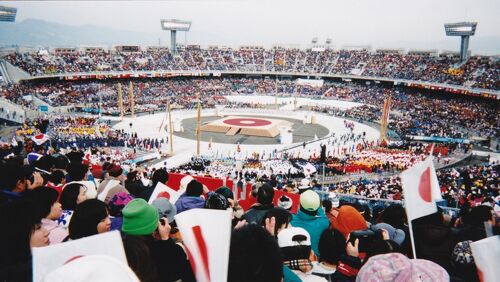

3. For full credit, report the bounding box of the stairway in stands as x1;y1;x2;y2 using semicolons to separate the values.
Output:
0;59;12;85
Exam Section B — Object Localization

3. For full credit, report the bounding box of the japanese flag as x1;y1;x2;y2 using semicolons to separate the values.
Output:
401;157;442;221
84;148;92;161
174;209;232;282
148;182;181;204
470;236;500;282
31;134;49;145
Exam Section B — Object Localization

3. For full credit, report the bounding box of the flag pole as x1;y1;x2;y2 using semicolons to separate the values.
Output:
407;218;418;259
196;93;201;157
168;101;173;155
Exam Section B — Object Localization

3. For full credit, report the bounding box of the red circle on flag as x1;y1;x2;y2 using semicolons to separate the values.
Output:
223;118;272;127
418;167;433;203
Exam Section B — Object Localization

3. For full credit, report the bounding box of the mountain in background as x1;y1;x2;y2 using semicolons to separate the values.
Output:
0;19;498;55
0;19;163;47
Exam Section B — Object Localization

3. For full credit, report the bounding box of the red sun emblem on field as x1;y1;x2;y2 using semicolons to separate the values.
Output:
223;118;272;127
418;167;433;203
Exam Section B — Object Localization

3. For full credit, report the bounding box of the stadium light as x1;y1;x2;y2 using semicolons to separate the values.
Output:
160;19;192;54
444;22;477;62
0;5;17;22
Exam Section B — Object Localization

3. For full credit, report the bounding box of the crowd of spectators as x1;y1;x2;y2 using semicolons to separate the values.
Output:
1;87;498;282
1;46;499;282
330;162;499;210
1;139;498;281
13;116;127;150
5;47;499;90
2;77;499;140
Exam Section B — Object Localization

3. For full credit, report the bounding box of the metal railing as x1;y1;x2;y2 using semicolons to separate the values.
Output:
327;192;461;217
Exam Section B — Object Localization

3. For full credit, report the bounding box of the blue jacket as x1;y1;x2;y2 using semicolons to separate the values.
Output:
283;265;301;282
290;208;330;256
175;192;212;214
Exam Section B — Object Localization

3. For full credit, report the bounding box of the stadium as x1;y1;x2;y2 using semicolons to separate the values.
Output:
0;1;499;282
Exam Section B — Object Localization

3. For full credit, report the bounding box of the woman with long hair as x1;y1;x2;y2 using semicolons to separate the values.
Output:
68;199;111;240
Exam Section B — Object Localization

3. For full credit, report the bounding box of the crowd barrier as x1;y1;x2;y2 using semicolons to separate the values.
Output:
163;172;461;217
331;193;461;217
166;172;234;192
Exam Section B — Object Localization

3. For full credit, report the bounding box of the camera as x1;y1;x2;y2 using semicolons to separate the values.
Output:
348;229;383;253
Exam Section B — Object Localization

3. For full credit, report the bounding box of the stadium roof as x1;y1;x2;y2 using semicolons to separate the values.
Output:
0;5;17;22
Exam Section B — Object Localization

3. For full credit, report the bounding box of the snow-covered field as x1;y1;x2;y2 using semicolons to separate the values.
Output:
112;97;378;169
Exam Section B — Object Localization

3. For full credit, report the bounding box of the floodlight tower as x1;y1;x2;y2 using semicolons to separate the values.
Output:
160;19;192;55
0;5;17;22
444;22;477;62
326;38;332;49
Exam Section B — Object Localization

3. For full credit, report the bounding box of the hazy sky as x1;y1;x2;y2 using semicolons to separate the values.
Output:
3;0;500;54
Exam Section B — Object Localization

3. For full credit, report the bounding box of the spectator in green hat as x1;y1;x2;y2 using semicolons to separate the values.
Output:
122;198;195;282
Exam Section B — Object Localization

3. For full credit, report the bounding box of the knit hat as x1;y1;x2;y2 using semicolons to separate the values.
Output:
204;193;229;210
122;199;159;235
186;180;203;197
44;255;140;282
371;223;406;246
152;197;176;223
108;192;134;217
356;253;449;282
330;205;368;238
278;195;293;210
215;186;234;200
300;190;320;212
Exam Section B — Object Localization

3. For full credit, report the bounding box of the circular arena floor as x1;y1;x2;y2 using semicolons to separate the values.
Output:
175;115;330;145
111;97;380;168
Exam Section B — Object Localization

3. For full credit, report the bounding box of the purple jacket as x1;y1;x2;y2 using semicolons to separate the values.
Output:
175;192;213;214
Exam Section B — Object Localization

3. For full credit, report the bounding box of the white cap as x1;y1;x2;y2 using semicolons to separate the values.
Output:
277;227;311;248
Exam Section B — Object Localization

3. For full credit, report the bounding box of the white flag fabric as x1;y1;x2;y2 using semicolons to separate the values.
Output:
470;236;500;282
148;182;181;204
31;133;49;145
302;163;317;176
401;157;441;221
11;135;17;147
174;209;232;282
32;231;127;282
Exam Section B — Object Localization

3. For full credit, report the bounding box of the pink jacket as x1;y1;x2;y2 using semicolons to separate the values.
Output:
42;218;68;245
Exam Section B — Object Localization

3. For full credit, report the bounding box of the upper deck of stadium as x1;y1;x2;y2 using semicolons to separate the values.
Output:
2;45;499;96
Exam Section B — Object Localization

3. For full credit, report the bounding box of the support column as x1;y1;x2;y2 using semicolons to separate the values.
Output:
275;79;278;109
196;93;201;157
460;35;469;62
168;101;174;155
171;30;177;54
129;81;135;118
117;83;123;120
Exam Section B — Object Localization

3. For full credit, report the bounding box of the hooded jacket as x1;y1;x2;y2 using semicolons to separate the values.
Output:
291;208;330;256
175;192;213;214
